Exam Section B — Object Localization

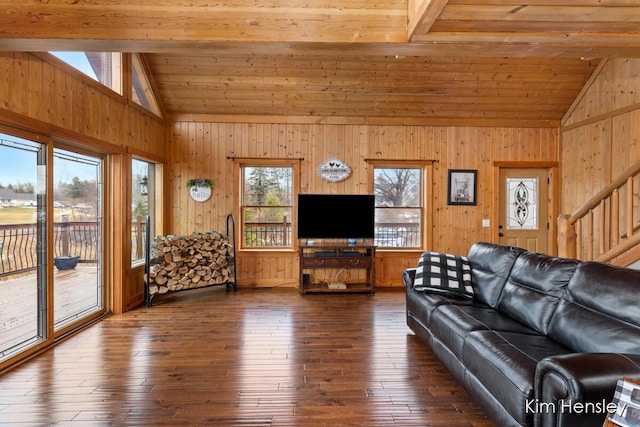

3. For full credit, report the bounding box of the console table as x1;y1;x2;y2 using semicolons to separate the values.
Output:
298;244;376;294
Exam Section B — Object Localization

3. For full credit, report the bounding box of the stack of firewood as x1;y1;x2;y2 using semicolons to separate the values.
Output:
145;231;234;296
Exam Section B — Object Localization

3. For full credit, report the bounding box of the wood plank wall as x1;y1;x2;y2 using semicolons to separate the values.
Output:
0;52;167;312
0;53;165;154
560;58;640;263
168;119;559;288
2;50;637;298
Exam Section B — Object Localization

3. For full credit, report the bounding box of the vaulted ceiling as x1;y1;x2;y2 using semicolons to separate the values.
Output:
1;1;639;126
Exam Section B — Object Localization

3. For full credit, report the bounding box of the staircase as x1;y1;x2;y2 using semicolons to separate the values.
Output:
558;161;640;266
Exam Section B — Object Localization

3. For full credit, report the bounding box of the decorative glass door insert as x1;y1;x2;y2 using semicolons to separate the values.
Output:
506;177;539;230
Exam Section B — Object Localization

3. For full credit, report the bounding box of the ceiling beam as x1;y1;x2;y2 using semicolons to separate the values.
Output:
2;39;640;59
0;2;408;45
408;0;450;41
1;1;639;58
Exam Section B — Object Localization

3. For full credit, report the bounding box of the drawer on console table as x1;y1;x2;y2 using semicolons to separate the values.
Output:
301;256;372;269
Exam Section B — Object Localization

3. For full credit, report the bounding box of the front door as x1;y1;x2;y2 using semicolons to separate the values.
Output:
499;168;550;253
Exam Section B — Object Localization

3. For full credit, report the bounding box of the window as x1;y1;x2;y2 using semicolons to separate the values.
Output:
240;165;293;248
131;54;161;116
373;167;422;248
50;52;160;116
131;159;157;264
50;52;122;94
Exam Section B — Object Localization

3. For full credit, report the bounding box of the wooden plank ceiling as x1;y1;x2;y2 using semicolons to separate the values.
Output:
1;0;639;125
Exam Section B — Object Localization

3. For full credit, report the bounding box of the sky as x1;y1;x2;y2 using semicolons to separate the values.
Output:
0;136;99;188
50;52;99;81
0;138;40;185
0;153;35;185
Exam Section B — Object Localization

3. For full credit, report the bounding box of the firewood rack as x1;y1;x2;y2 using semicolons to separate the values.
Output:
144;214;237;307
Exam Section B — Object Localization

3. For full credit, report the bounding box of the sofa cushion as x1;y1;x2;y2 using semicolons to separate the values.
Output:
548;262;640;353
414;252;474;298
462;330;572;426
406;285;476;327
496;251;578;335
467;241;523;308
430;304;539;359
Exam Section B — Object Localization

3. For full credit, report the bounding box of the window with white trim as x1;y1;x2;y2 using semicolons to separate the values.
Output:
373;167;423;248
240;164;294;248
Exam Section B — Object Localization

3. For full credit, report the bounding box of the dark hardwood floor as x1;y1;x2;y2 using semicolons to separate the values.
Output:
0;268;99;352
0;287;493;426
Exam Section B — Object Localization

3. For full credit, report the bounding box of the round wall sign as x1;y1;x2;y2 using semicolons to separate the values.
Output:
317;158;351;182
189;185;212;202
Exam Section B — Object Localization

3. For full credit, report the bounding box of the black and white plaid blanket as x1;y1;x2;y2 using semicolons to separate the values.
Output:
413;251;474;298
608;378;640;426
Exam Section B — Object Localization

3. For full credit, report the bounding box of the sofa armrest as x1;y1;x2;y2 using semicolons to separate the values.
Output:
402;268;416;288
534;353;640;427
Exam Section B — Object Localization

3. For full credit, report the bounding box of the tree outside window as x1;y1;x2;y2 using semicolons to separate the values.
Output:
374;167;422;248
242;166;293;247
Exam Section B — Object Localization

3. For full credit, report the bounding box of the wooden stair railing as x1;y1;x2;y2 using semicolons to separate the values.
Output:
558;161;640;264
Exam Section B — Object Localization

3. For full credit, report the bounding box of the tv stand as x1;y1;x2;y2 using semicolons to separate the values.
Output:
299;244;376;294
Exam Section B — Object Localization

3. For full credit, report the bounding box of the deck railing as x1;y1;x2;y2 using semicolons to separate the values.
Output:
558;160;640;263
244;220;292;247
374;223;420;247
243;221;420;247
132;217;147;261
0;218;147;279
1;217;412;278
0;220;99;278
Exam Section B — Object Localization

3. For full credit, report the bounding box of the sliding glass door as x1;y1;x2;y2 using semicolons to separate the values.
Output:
0;130;105;362
0;134;47;358
53;149;103;331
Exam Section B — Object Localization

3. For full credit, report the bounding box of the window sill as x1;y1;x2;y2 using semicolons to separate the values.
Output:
237;248;297;254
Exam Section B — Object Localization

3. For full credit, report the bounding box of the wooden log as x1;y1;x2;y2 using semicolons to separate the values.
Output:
148;231;234;295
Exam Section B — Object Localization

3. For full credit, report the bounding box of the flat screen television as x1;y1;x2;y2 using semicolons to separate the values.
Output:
297;194;375;240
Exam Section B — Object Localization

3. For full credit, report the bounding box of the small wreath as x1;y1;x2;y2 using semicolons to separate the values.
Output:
187;179;212;188
187;179;213;202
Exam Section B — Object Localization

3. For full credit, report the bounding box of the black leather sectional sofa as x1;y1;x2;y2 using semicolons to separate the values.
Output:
403;242;640;427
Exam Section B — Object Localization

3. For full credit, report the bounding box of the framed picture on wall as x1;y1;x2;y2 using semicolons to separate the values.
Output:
447;169;477;206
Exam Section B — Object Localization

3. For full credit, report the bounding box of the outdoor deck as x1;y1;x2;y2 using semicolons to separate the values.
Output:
0;267;99;354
